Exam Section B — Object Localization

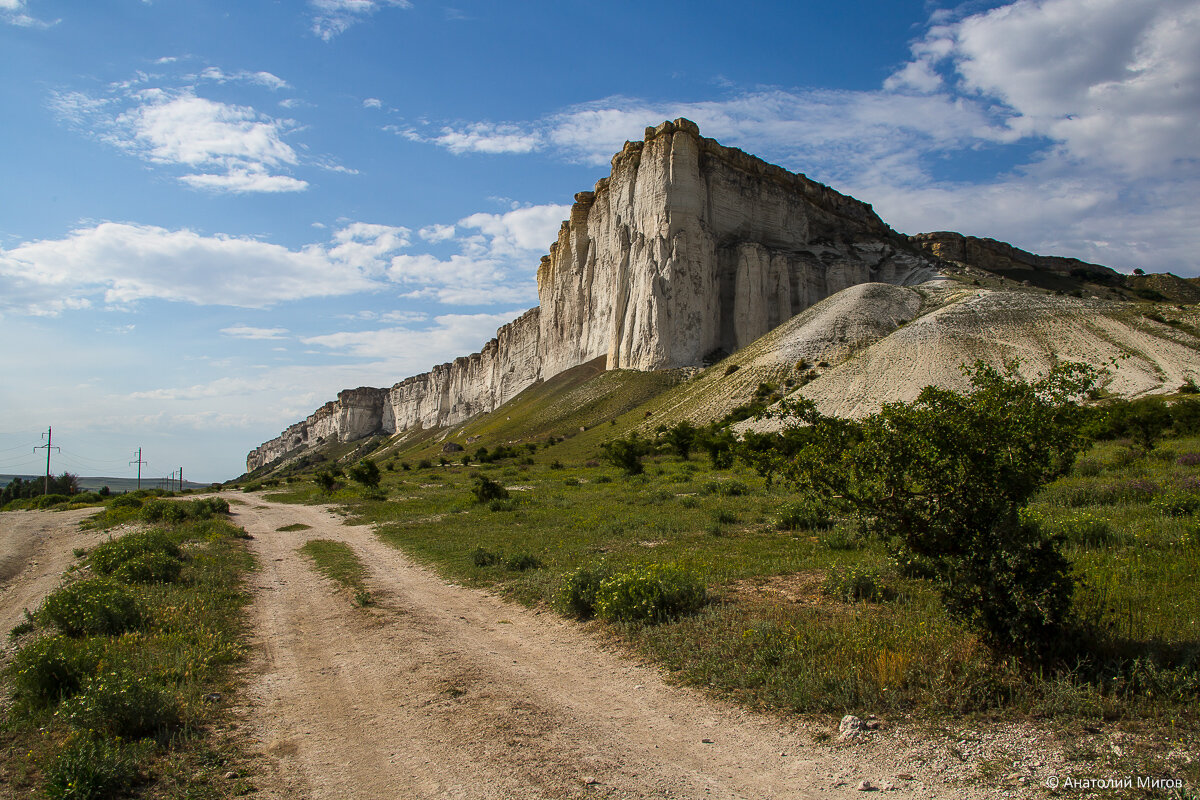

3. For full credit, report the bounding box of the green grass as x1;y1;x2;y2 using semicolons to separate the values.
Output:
298;539;372;605
277;522;311;531
0;518;256;798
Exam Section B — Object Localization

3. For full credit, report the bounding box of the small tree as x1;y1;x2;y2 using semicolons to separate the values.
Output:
661;421;697;460
471;475;509;503
347;459;381;489
315;469;340;493
697;423;736;469
777;362;1096;657
599;433;651;475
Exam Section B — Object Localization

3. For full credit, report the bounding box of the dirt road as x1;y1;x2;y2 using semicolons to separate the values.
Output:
233;496;1010;800
0;508;109;637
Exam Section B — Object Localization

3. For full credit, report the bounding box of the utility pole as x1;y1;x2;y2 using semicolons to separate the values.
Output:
130;448;147;490
34;426;60;495
178;467;183;492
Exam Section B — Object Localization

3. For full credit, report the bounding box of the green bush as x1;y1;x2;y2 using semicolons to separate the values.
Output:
504;552;542;571
8;635;102;705
109;494;142;509
593;564;707;624
471;475;509;503
599;433;651;475
822;565;889;602
34;494;71;509
347;458;381;488
777;499;833;531
557;565;609;619
90;530;181;576
39;578;143;637
43;733;143;800
470;547;502;567
700;479;748;497
140;498;187;523
111;551;184;584
61;670;180;737
1154;490;1200;517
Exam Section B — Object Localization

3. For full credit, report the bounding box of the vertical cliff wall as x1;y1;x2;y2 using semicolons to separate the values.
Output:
246;119;940;472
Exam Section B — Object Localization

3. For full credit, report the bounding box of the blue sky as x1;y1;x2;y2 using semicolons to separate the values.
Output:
1;0;1197;482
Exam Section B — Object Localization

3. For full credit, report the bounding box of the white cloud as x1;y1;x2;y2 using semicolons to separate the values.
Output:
302;311;526;359
51;86;308;193
897;0;1200;178
418;224;456;243
363;97;382;109
458;204;570;257
310;0;412;41
1;0;56;27
403;122;544;155
194;67;290;91
221;325;290;340
0;222;380;313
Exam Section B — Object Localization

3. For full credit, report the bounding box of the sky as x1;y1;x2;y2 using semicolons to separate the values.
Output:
1;0;1198;483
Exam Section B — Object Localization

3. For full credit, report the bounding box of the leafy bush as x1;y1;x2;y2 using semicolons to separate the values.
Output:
1177;453;1200;467
777;499;833;531
471;475;509;503
39;578;143;637
776;362;1095;657
90;530;181;576
593;564;707;624
35;494;71;509
822;565;889;602
599;433;652;475
61;670;180;737
140;498;187;523
109;494;143;509
504;552;542;571
8;635;102;705
347;458;381;488
817;525;867;551
1153;490;1200;517
557;565;609;618
111;551;184;584
43;733;143;800
699;479;748;497
470;547;502;567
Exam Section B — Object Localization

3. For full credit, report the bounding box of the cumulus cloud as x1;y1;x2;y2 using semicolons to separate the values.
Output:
310;0;411;41
0;203;571;316
363;97;382;109
50;79;310;193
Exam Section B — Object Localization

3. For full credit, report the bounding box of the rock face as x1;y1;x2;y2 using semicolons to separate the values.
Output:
246;119;940;472
909;231;1120;282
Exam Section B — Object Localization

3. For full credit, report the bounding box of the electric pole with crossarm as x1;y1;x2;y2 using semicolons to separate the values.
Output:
34;426;60;495
130;447;147;490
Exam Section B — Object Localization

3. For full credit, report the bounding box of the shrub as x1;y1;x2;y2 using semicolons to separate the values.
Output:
822;566;888;602
43;733;143;800
416;459;433;470
90;530;181;576
471;475;509;503
140;498;187;524
347;458;381;488
593;564;707;624
111;551;184;584
470;547;502;567
109;494;143;509
599;433;651;475
1073;458;1102;477
557;565;609;618
777;500;834;531
817;525;866;551
1154;490;1200;517
1177;453;1200;467
9;635;102;705
700;479;748;497
34;494;71;509
504;552;542;571
61;670;180;737
39;578;143;637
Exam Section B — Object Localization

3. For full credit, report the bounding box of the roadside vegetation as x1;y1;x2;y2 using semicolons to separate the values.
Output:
298;539;374;607
1;496;254;799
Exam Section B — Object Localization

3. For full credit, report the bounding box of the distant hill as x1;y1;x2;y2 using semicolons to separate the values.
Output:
0;474;212;494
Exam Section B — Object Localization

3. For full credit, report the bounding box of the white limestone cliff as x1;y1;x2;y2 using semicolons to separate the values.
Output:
246;119;940;472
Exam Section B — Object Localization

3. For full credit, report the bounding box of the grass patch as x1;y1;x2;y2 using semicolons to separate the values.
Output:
1;517;254;798
277;522;312;531
298;539;372;605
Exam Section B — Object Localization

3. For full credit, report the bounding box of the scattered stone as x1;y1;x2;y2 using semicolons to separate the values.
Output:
441;442;463;453
581;776;599;786
224;771;238;780
857;779;877;791
203;692;222;703
702;738;714;744
839;715;869;741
